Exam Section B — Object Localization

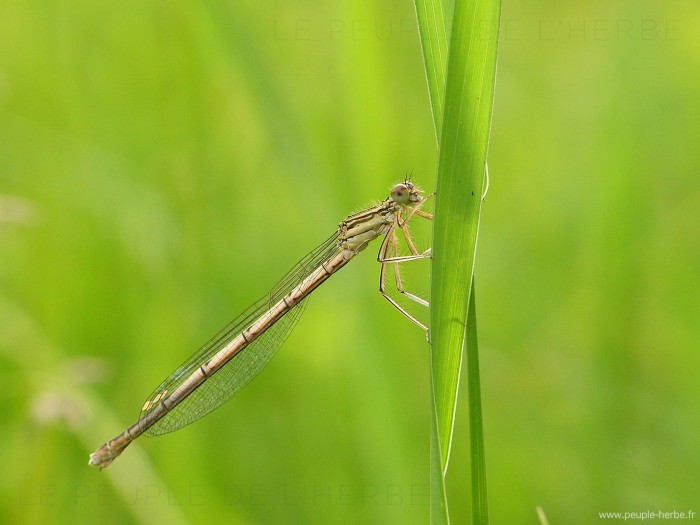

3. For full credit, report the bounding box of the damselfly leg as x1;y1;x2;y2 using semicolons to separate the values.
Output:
378;193;434;330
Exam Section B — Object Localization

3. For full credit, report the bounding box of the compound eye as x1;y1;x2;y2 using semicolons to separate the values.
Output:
391;183;410;204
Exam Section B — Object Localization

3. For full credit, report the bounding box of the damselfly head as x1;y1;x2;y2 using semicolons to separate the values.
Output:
390;181;421;205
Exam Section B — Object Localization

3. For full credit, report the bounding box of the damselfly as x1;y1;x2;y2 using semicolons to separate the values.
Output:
89;181;432;468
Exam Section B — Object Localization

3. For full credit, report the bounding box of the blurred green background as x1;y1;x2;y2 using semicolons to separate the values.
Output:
1;1;698;524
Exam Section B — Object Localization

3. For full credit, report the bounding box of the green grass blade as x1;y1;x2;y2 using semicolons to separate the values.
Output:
413;1;452;522
430;387;450;525
465;277;489;522
415;0;500;521
430;0;501;477
412;0;449;139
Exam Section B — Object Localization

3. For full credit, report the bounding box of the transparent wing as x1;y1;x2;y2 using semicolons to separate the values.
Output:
139;233;340;436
